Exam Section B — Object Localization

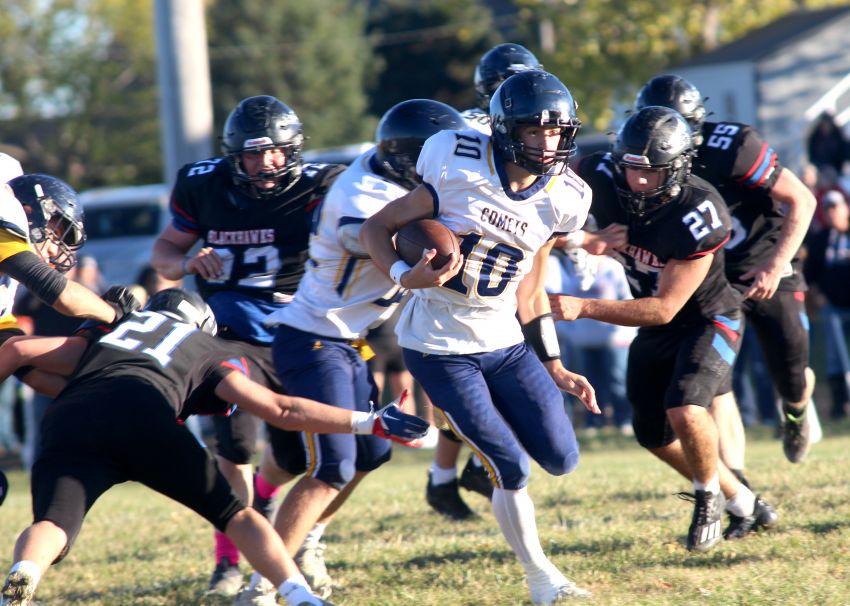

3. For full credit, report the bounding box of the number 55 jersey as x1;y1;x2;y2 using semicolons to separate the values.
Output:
577;152;741;325
397;129;591;355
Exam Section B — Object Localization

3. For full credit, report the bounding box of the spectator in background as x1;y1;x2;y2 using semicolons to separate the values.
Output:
546;244;635;436
804;190;850;420
807;112;848;176
731;330;777;428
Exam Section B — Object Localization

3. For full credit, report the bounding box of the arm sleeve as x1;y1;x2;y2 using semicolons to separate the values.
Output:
0;250;67;305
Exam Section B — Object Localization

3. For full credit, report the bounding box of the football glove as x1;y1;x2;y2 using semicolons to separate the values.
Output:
102;286;142;322
352;389;430;446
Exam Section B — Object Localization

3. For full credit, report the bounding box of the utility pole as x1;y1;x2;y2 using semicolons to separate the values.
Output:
154;0;213;186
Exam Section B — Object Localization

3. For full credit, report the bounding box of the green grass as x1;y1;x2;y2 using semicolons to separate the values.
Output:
3;422;850;605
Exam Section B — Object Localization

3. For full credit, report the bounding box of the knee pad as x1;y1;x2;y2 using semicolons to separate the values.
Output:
313;459;356;490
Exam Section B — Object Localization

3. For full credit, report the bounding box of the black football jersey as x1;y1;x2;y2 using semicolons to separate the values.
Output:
578;152;741;324
65;310;255;418
169;158;345;301
694;121;805;291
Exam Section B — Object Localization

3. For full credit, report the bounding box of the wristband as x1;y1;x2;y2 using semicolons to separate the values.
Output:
181;257;191;276
521;313;561;361
389;260;412;286
351;410;374;435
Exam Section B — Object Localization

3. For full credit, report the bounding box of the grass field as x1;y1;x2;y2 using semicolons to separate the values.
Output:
2;422;850;606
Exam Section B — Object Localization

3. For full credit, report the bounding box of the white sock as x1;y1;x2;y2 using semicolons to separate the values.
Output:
491;487;554;576
693;474;720;494
429;463;457;486
247;571;266;591
278;574;319;606
726;485;756;517
9;560;42;588
302;523;327;549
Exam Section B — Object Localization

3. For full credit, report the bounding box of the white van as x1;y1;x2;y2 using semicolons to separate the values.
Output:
77;183;171;287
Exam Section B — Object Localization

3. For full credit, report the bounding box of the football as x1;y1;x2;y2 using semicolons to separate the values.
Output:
395;219;460;270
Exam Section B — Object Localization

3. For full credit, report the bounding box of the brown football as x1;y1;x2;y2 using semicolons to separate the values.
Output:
395;219;459;270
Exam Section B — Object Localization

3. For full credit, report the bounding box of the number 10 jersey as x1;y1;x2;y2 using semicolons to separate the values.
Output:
397;129;591;355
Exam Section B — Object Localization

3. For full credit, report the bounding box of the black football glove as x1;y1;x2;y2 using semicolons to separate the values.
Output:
102;286;142;323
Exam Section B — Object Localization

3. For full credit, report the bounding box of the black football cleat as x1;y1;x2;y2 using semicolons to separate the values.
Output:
679;490;725;552
426;473;476;521
724;495;779;540
458;456;493;500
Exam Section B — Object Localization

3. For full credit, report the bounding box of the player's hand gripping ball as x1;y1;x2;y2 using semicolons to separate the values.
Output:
395;219;459;270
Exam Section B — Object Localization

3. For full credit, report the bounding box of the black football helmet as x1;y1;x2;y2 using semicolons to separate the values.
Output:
145;287;217;336
635;75;706;146
220;95;304;198
8;174;85;273
474;43;542;111
374;99;466;190
489;70;581;176
612;105;695;218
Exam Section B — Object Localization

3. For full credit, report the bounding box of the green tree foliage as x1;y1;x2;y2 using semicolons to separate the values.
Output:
206;0;377;150
0;0;161;188
366;0;503;115
513;0;849;131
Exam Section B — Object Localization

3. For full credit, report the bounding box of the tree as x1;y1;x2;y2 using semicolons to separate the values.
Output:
514;0;847;131
0;0;161;188
206;0;377;150
366;0;503;115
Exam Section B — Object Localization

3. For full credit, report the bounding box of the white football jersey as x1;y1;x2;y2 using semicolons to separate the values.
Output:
0;154;27;324
265;149;405;339
461;108;491;135
396;129;591;355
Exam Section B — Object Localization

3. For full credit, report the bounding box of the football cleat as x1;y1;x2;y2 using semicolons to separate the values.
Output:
233;577;277;606
295;543;333;600
426;473;476;521
0;570;36;606
724;495;779;540
458;455;493;500
527;567;591;604
206;558;244;597
781;403;811;463
679;490;726;552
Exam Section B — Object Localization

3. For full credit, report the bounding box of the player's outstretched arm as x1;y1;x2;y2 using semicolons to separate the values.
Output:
214;374;429;443
0;335;87;397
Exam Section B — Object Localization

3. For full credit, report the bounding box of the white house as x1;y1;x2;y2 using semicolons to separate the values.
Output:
672;6;850;173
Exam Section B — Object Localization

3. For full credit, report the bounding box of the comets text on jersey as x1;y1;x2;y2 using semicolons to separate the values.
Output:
480;206;528;237
206;229;275;246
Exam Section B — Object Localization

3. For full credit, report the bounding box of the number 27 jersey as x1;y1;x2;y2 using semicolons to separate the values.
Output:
397;129;591;355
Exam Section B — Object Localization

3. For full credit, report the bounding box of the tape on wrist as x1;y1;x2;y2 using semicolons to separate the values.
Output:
521;313;561;361
389;260;412;286
181;257;191;276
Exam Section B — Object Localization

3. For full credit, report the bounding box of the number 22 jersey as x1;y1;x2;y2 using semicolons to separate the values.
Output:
397;129;591;355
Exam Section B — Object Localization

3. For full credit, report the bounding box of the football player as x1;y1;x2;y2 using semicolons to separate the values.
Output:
426;42;545;522
234;99;467;603
635;76;817;474
3;175;139;371
150;96;345;596
552;105;773;552
362;70;598;605
0;288;427;606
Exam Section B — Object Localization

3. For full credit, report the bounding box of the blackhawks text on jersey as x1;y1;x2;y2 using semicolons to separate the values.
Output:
168;157;344;342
